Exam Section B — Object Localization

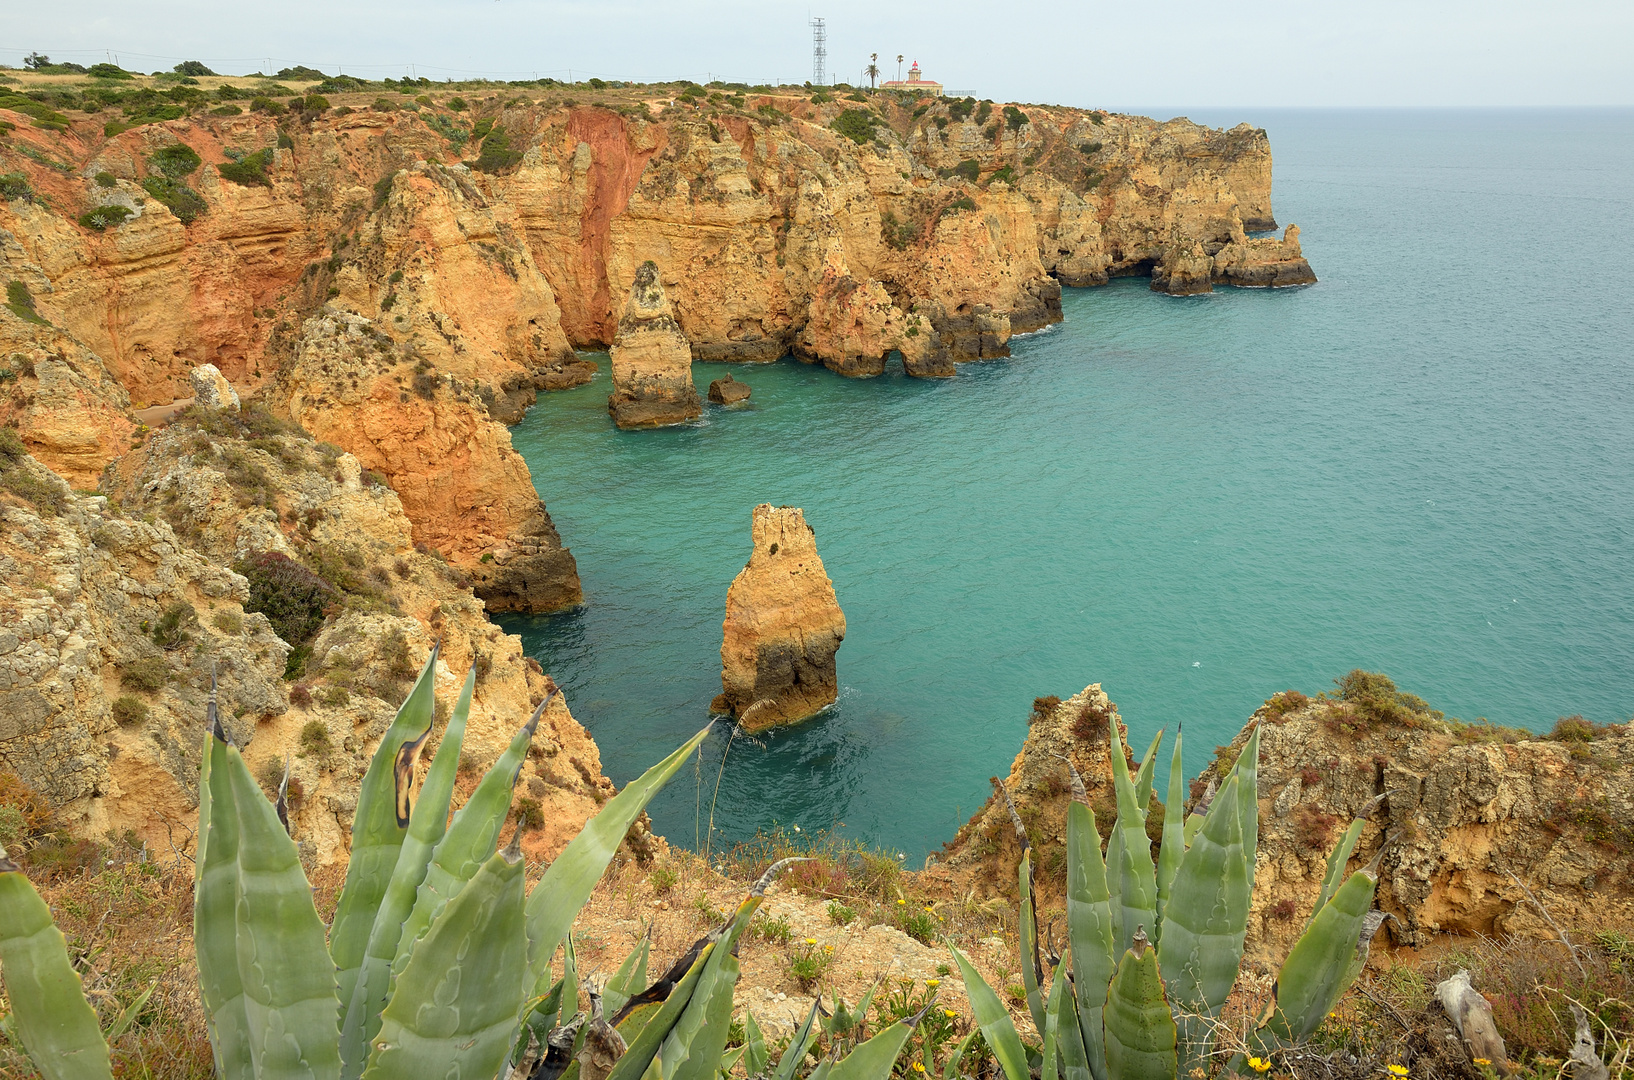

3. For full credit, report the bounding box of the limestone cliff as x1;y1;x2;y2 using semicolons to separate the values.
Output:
712;505;846;732
607;261;700;427
94;407;618;865
940;677;1634;960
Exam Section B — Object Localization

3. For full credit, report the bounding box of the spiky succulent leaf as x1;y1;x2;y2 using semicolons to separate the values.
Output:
1253;869;1376;1049
604;941;714;1080
1054;970;1094;1080
1133;729;1163;817
1040;962;1066;1080
949;945;1030;1080
1109;720;1158;955
391;690;550;991
360;844;527;1080
0;846;114;1080
1018;848;1046;1037
604;935;651;1017
1154;726;1187;936
1156;773;1248;1073
525;724;714;990
1103;944;1176;1080
330;646;439;1013
341;667;475;1078
829;1005;928;1080
1065;801;1113;1080
194;732;254;1080
1309;818;1365;928
743;1010;768;1077
1233;727;1260;897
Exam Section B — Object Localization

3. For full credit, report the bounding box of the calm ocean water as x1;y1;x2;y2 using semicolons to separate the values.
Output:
501;109;1634;859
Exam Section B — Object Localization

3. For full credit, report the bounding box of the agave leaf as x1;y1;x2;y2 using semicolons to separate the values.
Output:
1040;963;1066;1080
604;934;652;1017
559;933;580;1032
1065;801;1112;1080
104;979;158;1044
605;941;714;1080
361;840;528;1080
1253;869;1377;1049
742;1010;768;1076
1154;725;1186;937
0;845;114;1080
526;724;714;990
949;945;1030;1080
341;666;476;1079
1108;720;1157;956
1102;937;1176;1080
194;727;254;1080
829;1003;931;1080
1054;973;1093;1080
1309;818;1365;929
1133;729;1163;818
220;735;342;1080
1232;727;1261;897
1018;848;1046;1037
391;690;553;991
943;1030;980;1080
772;998;823;1080
1156;773;1248;1073
330;645;439;1013
720;1045;747;1075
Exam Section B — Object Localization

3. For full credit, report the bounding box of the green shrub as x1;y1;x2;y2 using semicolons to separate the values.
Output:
512;796;544;829
78;205;133;231
1550;714;1621;741
472;127;522;174
120;656;171;692
174;60;217;77
1;466;64;515
974;100;993;125
752;914;792;944
303;95;330;112
235;550;338;656
939;195;977;219
89;63;134;80
987;165;1014;185
111;696;149;726
210;104;243;117
826;899;857;925
215;85;249;100
1079;140;1103;156
649;866;678;894
372;97;397;111
446;96;468;111
277;131;293;149
151;601;197;649
1003;105;1028;131
5;280;48;324
787;939;832;990
880;209;919;250
217;148;273;186
1327;669;1443;734
829;108;879;145
1091;111;1106;125
249;97;285;115
212;609;243;634
142;175;207;223
104;120;129;137
94;171;117;188
947;96;975;121
470;117;494;140
894;904;940;944
299;719;332;755
940;158;979;183
150;143;203;178
0;804;25;850
586;78;606;90
320;685;350;707
0;173;31;202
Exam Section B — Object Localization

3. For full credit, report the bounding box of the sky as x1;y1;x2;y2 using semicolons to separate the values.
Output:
3;0;1631;108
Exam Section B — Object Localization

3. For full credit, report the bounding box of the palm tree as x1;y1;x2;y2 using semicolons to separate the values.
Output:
896;54;904;82
866;54;880;89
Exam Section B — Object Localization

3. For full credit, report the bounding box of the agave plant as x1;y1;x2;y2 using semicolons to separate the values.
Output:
950;720;1388;1080
0;647;928;1080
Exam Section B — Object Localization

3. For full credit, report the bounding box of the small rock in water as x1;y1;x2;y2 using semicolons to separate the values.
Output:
708;373;751;404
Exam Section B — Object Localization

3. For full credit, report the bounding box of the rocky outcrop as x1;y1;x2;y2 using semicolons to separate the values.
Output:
711;505;846;732
1219;693;1633;958
277;308;581;613
99;410;615;865
0;310;135;489
942;675;1634;959
1212;224;1317;288
607;262;700;428
708;373;751;404
189;363;239;410
0;451;290;846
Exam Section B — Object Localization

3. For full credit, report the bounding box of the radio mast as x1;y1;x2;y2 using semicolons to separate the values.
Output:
811;18;827;86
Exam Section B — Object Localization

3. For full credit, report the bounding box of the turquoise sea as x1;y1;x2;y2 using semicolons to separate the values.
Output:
501;109;1634;859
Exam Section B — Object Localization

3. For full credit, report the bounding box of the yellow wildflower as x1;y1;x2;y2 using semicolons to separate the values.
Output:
804;938;817;945
944;1009;957;1018
1247;1057;1271;1073
911;1064;926;1074
926;979;940;988
1387;1066;1409;1078
897;899;906;905
1474;1060;1492;1068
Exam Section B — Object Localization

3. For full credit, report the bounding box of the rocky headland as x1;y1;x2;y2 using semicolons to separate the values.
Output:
712;504;846;731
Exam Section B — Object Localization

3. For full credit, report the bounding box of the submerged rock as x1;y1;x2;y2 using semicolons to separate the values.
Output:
711;505;846;732
608;262;701;428
708;373;751;404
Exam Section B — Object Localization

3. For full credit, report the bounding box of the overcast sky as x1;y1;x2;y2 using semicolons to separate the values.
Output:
5;0;1631;108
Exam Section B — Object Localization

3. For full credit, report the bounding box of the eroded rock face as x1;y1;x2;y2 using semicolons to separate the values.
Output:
712;505;845;732
0;314;135;489
189;363;239;410
0;456;289;845
607;262;700;428
99;414;616;866
1218;701;1634;957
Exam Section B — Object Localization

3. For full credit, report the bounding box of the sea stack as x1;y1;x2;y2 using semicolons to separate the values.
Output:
712;505;846;732
708;373;751;404
607;261;701;428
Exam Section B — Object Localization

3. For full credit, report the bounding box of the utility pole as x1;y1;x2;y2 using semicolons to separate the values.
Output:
811;18;826;87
